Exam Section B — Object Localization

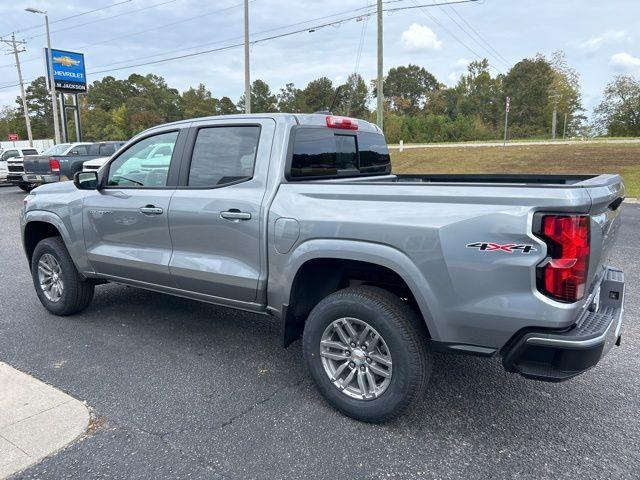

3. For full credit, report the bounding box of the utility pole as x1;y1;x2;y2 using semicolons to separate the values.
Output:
376;0;383;130
26;8;61;144
562;112;568;140
503;96;510;146
243;0;251;114
1;34;33;146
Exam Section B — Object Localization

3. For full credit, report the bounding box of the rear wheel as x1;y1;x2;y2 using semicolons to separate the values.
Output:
31;237;94;315
303;286;431;423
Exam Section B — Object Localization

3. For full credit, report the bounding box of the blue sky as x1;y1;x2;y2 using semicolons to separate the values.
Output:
0;0;639;120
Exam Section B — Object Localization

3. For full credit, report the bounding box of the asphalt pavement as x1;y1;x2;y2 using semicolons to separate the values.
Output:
0;185;638;479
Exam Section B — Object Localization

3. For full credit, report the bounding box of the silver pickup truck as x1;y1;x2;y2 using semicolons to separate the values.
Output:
20;114;626;422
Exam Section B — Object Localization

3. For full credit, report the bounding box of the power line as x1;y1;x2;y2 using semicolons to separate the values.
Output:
88;1;478;76
1;0;357;69
408;0;502;74
426;0;510;69
0;0;480;91
354;5;371;75
87;0;478;73
2;1;133;38
0;1;245;69
87;3;381;71
26;0;180;40
447;4;511;67
76;1;252;51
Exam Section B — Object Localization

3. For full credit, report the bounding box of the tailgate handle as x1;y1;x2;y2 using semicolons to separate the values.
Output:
608;197;623;211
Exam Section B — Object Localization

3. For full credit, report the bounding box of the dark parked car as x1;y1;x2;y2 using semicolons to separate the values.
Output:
16;141;125;191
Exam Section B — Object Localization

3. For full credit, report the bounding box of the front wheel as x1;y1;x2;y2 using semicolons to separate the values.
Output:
31;237;95;315
19;184;35;192
303;286;431;423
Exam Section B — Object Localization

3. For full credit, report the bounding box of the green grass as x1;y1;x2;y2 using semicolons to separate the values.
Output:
391;142;640;197
387;137;640;146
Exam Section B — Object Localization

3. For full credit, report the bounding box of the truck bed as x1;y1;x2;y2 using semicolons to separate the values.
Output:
393;173;597;185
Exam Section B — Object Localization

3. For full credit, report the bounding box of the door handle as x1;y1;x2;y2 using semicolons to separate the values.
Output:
139;205;164;215
220;210;251;221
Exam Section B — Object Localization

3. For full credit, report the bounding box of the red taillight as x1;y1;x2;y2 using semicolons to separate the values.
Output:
537;215;590;302
326;115;358;130
49;158;60;173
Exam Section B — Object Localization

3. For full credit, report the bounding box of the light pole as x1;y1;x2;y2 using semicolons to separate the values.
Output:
26;7;61;144
376;0;383;130
243;0;251;114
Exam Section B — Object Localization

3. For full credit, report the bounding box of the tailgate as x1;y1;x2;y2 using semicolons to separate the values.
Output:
582;174;625;287
23;155;53;174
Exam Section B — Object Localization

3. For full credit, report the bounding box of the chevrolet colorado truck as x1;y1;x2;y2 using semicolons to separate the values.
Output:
20;114;626;422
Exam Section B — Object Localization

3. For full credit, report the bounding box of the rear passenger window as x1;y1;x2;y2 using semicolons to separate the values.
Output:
100;144;116;155
358;132;391;174
188;126;260;187
290;128;390;179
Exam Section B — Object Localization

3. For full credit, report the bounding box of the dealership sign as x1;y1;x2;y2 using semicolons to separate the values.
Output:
45;48;87;93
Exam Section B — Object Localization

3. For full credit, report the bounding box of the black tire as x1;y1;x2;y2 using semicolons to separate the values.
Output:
303;286;431;423
31;237;94;315
19;184;35;192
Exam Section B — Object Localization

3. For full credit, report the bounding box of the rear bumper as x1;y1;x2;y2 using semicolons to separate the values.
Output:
10;173;60;185
502;267;625;382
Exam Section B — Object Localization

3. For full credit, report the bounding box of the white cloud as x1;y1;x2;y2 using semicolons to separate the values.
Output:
610;52;640;70
400;24;442;52
446;58;469;85
580;30;628;51
453;58;470;68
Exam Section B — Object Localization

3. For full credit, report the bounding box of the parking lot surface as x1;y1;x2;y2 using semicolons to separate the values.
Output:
1;185;638;479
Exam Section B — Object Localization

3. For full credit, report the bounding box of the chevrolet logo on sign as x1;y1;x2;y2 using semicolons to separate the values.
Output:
53;55;81;67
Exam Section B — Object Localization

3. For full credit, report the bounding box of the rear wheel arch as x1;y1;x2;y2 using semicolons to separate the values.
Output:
281;256;433;347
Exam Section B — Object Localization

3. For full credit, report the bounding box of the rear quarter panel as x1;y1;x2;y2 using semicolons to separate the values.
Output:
268;181;597;349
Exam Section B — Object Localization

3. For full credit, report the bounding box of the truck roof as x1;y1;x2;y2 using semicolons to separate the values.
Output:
141;113;382;135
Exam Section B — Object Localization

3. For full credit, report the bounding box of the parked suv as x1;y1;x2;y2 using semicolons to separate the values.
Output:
20;114;626;422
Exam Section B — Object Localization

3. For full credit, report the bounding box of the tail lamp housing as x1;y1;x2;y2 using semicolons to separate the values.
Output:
536;214;590;303
49;158;60;173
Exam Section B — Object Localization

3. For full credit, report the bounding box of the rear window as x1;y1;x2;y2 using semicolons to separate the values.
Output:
21;149;38;156
88;143;120;155
289;128;390;179
43;144;71;155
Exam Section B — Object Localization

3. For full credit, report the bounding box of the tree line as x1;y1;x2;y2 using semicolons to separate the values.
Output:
0;50;638;143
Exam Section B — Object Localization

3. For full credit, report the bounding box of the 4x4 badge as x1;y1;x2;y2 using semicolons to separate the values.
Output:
466;242;537;254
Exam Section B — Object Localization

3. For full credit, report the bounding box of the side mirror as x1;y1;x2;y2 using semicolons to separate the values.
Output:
74;171;99;190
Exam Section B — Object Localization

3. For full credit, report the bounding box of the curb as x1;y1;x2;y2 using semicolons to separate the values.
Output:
0;362;91;479
625;198;639;204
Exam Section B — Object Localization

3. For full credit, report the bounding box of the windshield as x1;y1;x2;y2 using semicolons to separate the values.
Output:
42;144;72;155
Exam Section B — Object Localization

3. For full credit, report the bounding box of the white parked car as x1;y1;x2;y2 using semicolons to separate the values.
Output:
1;147;40;185
82;156;110;172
